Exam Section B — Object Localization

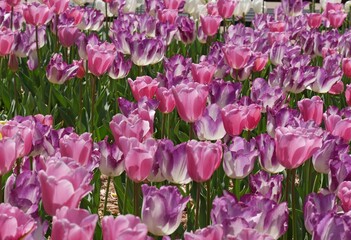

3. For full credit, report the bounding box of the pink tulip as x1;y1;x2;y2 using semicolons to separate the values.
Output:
186;140;222;182
217;0;236;19
5;0;21;7
38;157;92;215
23;3;53;26
268;21;286;32
0;28;14;57
172;82;209;123
253;52;268;72
58;25;81;48
337;181;351;212
298;96;324;125
128;76;159;101
51;207;98;240
307;13;322;28
275;126;323;169
331;119;351;142
342;58;351;78
200;15;222;37
327;10;347;28
156;87;176;113
346;84;351;106
0;137;16;175
164;0;184;10
222;44;252;70
46;0;70;15
59;132;93;167
0;203;37;239
157;9;178;24
207;3;219;16
87;42;116;77
191;62;216;84
102;214;148;240
329;80;344;95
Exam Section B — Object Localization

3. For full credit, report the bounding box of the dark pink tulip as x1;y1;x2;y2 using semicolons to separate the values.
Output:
184;224;223;240
51;207;98;240
128;76;159;101
222;44;251;70
217;0;236;19
186;140;222;182
275;126;323;169
102;214;148;240
307;13;323;28
191;61;216;84
38;157;92;216
346;84;351;106
5;0;21;7
329;80;344;95
0;27;14;57
64;7;84;25
342;58;351;78
58;25;81;48
157;9;178;24
59;132;93;167
253;52;268;72
172;82;209;123
87;42;116;77
164;0;185;9
0;137;16;175
268;21;286;32
337;181;351;212
23;3;53;26
0;203;37;239
156;87;176;114
200;15;222;37
298;96;324;125
328;10;347;28
73;59;85;79
46;0;70;14
124;138;157;182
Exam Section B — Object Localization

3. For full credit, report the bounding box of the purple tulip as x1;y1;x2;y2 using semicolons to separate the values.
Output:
102;214;148;240
209;79;242;108
223;137;259;179
46;53;79;85
176;16;196;44
77;7;104;31
130;37;165;66
329;155;351;192
281;0;308;16
184;224;223;240
249;171;283;202
0;137;17;175
141;184;189;236
98;138;124;177
51;207;98;240
108;52;132;79
337;181;351;212
313;213;351;240
266;107;300;137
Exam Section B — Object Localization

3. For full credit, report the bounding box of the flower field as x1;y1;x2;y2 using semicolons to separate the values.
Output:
1;0;351;239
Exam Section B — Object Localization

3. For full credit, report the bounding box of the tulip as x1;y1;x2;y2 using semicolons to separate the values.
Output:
157;9;178;24
46;54;79;85
77;8;104;31
200;15;222;37
298;96;324;125
128;76;159;101
217;0;236;18
38;156;92;215
222;44;251;70
172;82;209;123
313;212;351;240
275;126;323;169
98;138;124;177
249;171;283;202
307;13;323;28
0;137;16;175
51;207;98;240
102;214;148;240
337;181;351;212
87;42;116;77
331;118;351;141
327;10;347;28
281;0;307;16
176;16;196;44
252;52;268;72
342;58;351;78
155;87;176;114
233;0;251;18
164;0;185;9
329;80;344;95
346;84;351;106
184;224;223;240
130;38;165;66
5;0;20;6
207;2;219;16
191;62;216;84
23;3;53;26
209;79;241;108
0;203;37;239
58;25;81;48
252;0;263;13
141;184;189;236
186;140;222;182
46;0;70;15
223;137;258;179
0;27;14;57
108;52;132;80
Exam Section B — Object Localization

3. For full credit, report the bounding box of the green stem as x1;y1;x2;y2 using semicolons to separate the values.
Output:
189;122;193;140
123;177;129;214
48;84;52;114
305;160;311;198
291;169;297;240
78;78;83;132
235;178;241;199
194;182;200;230
161;113;165;138
134;181;140;216
206;180;211;226
166;113;170;138
55;14;59;52
90;75;97;135
35;26;40;68
103;176;111;216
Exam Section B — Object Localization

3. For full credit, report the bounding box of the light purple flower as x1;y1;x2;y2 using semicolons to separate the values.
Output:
184;224;223;240
209;79;242;108
130;37;166;66
98;137;124;177
46;53;78;85
313;213;351;240
77;7;104;31
176;16;196;44
249;171;283;202
141;184;189;236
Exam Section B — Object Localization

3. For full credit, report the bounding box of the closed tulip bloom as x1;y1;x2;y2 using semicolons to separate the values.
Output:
337;181;351;212
176;16;196;44
191;61;216;84
0;28;14;57
108;52;132;80
0;137;16;175
23;3;53;26
331;118;351;141
130;38;165;66
5;0;21;6
275;126;323;169
157;9;178;24
223;137;258;179
58;25;81;48
342;58;351;78
186;140;222;182
51;207;98;240
184;224;223;240
98;138;124;177
128;76;159;101
156;87;176;114
346;84;351;106
46;54;79;85
217;0;236;18
200;15;222;37
164;0;184;9
307;13;323;28
87;42;116;77
172;82;209;123
141;184;190;236
298;96;324;125
77;7;104;31
59;132;93;167
38;157;92;215
102;214;148;240
0;203;37;239
46;0;70;14
328;10;347;28
253;52;268;72
222;44;251;70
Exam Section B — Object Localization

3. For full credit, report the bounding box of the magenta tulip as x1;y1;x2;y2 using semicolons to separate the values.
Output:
346;84;351;106
298;96;324;125
217;0;236;18
46;0;70;14
0;137;16;175
200;15;222;37
0;28;14;57
156;87;176;114
191;62;216;84
342;58;351;78
337;181;351;212
307;13;322;28
23;3;53;26
222;44;251;70
87;42;116;77
128;76;159;101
